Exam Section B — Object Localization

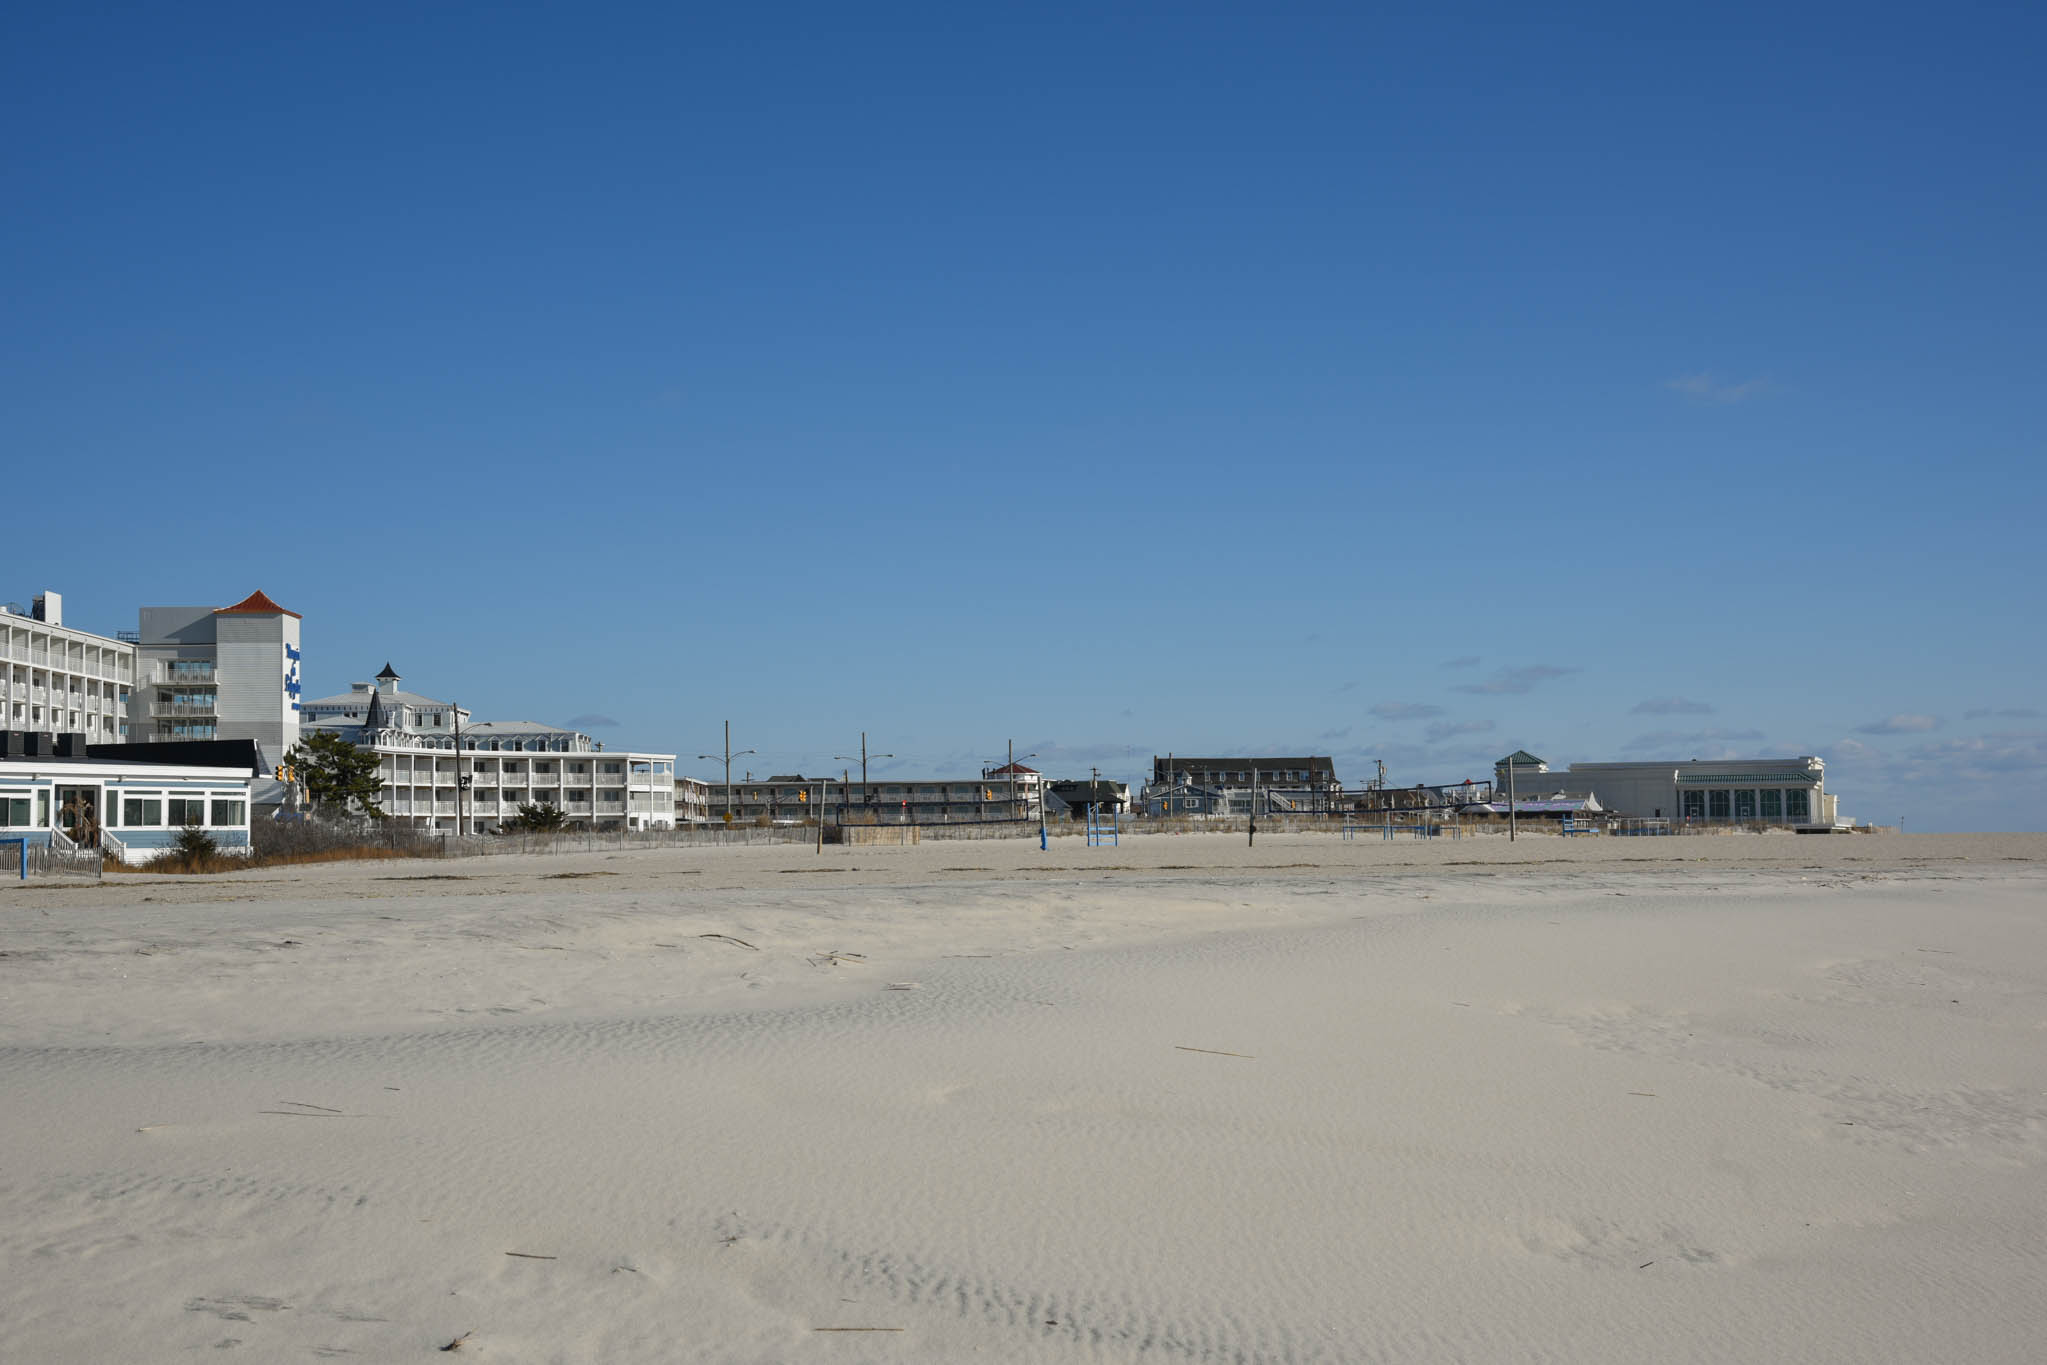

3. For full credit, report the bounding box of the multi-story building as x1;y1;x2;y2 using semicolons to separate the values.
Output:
674;774;713;824
130;590;302;768
1;592;135;743
687;767;1041;825
1143;755;1342;814
301;666;676;831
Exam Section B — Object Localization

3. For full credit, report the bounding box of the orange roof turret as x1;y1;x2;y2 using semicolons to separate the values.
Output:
213;589;301;619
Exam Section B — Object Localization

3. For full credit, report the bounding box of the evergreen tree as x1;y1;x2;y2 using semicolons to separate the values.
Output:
511;801;569;832
284;732;388;817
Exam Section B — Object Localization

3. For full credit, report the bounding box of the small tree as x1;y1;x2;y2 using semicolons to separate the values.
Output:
174;824;219;861
151;823;223;873
511;801;569;832
284;731;388;818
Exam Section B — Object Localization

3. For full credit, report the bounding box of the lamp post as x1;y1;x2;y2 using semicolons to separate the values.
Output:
696;720;755;825
833;732;892;824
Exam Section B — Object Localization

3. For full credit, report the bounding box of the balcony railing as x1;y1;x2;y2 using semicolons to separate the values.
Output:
151;701;218;717
161;664;217;683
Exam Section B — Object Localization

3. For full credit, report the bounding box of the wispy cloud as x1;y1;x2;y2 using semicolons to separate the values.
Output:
1623;727;1765;754
1319;726;1352;741
1441;656;1480;670
1631;696;1714;716
1834;732;2046;794
1425;718;1495;743
564;713;619;728
1452;664;1577;695
1965;707;2041;720
1854;714;1941;735
1370;701;1444;720
1904;731;2047;775
1665;371;1770;404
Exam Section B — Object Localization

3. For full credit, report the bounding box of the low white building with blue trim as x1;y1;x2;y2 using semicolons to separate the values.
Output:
0;742;255;865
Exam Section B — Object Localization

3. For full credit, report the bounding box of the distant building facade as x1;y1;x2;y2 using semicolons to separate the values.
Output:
685;767;1042;825
1143;755;1341;815
1489;752;1839;827
130;590;302;768
301;665;676;831
2;592;135;744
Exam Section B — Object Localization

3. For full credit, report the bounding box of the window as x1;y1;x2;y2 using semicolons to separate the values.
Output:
600;762;622;775
1786;789;1811;821
124;797;163;826
1;796;31;827
1708;789;1730;819
211;799;246;825
535;762;554;774
1760;789;1783;820
168;797;206;826
1734;790;1756;820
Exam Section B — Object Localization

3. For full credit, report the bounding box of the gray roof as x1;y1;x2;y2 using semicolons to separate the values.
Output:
464;720;582;736
301;688;455;711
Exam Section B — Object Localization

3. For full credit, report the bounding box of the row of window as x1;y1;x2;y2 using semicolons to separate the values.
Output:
0;793;246;828
120;797;248;828
1680;789;1812;821
1183;770;1318;785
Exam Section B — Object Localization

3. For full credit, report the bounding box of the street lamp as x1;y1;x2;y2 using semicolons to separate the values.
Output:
696;719;755;825
833;731;893;824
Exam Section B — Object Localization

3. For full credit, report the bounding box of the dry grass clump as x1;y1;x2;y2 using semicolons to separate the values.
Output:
108;817;448;875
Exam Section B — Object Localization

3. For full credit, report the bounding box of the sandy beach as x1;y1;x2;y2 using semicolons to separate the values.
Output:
4;831;2044;1362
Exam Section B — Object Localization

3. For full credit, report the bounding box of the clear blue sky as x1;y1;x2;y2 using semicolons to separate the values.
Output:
7;2;2042;830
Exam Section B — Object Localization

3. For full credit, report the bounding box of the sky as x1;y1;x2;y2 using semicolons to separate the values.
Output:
5;1;2043;830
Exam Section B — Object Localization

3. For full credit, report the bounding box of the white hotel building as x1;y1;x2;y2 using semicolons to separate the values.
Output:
2;592;135;743
301;666;676;831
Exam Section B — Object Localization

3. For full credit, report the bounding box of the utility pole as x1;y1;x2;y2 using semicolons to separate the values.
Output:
1248;765;1257;847
1508;755;1517;842
1008;738;1015;823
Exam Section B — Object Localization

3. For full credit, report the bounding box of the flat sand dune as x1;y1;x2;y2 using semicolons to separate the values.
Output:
4;832;2044;1361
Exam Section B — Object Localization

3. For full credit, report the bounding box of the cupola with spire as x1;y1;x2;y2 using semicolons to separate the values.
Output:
375;663;401;695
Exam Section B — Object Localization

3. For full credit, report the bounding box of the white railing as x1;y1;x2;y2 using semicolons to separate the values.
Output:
101;831;126;860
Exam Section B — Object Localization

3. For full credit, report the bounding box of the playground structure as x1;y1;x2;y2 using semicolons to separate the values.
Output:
1085;803;1120;847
